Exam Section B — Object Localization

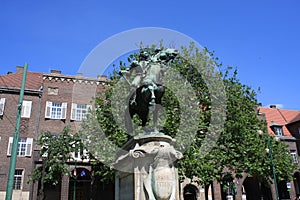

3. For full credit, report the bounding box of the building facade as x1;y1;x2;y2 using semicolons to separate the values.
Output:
0;67;43;199
259;105;300;199
0;67;114;200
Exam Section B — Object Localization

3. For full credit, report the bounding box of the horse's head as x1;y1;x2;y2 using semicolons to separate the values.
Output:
164;48;179;59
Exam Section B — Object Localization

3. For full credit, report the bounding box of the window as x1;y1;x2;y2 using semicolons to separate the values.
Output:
298;127;300;135
290;150;298;163
13;169;23;190
0;98;5;116
7;137;33;157
71;103;92;121
273;126;284;136
72;149;89;162
21;100;32;118
45;101;67;119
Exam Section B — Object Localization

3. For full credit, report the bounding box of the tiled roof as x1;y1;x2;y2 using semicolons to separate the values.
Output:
0;71;43;91
288;113;300;124
259;107;300;137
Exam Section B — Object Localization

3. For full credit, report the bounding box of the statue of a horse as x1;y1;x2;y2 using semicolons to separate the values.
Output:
123;48;179;134
125;63;165;134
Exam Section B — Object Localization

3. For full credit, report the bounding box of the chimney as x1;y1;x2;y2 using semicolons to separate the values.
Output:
97;75;107;81
270;105;276;108
50;69;61;74
16;66;24;74
7;71;13;75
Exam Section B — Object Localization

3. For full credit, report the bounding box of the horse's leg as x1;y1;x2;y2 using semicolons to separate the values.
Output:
153;87;164;133
140;109;150;133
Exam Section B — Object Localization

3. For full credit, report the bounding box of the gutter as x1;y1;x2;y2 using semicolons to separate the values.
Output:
0;87;42;95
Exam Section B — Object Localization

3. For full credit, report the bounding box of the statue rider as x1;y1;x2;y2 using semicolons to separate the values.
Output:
120;51;150;105
119;48;179;105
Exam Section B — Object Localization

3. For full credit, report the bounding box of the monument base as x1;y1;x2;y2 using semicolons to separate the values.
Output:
112;134;183;200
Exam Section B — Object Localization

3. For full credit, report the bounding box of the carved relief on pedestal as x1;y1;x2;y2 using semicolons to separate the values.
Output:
128;142;182;200
112;135;183;200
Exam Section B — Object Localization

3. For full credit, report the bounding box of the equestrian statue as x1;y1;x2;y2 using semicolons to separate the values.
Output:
119;48;179;134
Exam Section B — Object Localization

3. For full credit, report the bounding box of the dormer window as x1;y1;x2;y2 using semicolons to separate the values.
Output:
270;121;284;136
273;126;283;136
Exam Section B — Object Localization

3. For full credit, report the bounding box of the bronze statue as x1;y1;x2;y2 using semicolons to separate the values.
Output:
119;48;179;134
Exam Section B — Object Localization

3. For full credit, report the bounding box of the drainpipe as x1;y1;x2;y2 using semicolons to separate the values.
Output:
30;86;43;200
35;86;43;143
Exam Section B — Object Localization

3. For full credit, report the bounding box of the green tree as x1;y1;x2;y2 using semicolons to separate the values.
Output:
30;126;81;200
77;44;297;199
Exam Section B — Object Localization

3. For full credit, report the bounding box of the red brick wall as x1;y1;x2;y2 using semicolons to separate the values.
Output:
0;91;41;192
39;77;106;134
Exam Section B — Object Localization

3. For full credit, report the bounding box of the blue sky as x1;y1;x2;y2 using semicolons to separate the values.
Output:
0;0;299;110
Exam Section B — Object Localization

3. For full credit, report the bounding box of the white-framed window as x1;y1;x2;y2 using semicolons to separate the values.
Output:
70;103;92;121
45;101;67;119
13;169;24;190
0;98;5;116
7;137;33;157
71;149;90;162
290;150;298;163
21;100;32;118
273;126;284;136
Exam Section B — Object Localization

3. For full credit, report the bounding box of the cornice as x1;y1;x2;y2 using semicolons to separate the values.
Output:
43;74;108;86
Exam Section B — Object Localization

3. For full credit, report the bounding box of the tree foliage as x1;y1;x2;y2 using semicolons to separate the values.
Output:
30;126;81;185
84;43;296;187
33;44;297;194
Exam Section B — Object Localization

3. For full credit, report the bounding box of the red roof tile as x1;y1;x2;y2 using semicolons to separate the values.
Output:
0;72;43;91
259;107;300;137
288;113;300;124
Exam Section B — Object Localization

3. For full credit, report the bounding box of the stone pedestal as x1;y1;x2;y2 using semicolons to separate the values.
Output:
112;134;183;200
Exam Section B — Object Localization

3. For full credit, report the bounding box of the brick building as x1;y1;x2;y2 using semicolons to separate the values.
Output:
259;106;300;199
0;67;114;200
0;67;43;199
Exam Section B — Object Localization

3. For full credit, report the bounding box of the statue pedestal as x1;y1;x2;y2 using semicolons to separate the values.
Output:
112;134;183;200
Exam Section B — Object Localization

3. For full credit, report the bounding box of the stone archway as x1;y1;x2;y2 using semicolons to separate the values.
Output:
243;177;272;200
69;167;91;200
183;184;199;200
277;180;290;200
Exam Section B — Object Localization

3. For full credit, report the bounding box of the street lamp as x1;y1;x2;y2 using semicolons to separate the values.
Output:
264;137;280;199
258;130;280;200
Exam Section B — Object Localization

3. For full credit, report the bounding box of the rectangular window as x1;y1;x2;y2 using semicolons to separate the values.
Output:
72;149;89;162
70;103;92;121
7;137;33;157
13;169;23;190
45;101;67;119
0;98;5;115
298;127;300;135
290;150;298;163
21;100;32;118
273;126;283;136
